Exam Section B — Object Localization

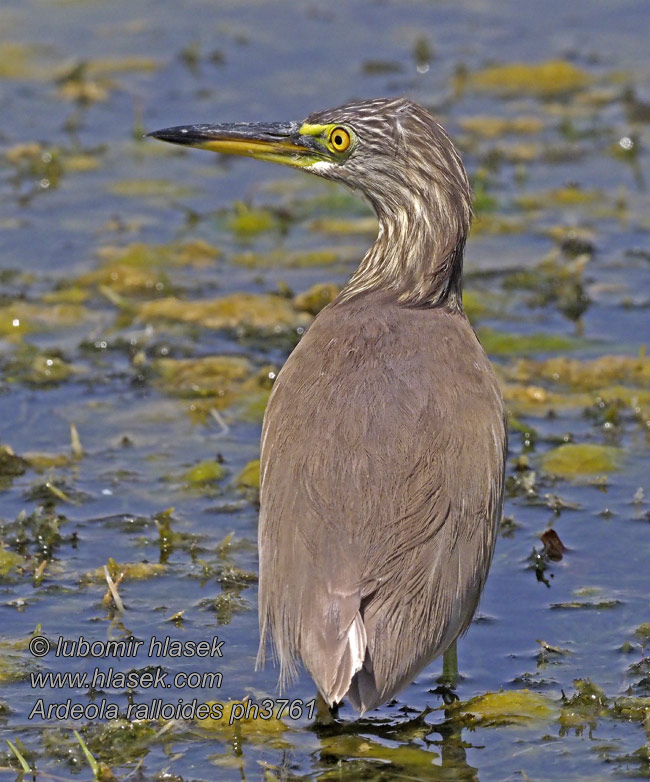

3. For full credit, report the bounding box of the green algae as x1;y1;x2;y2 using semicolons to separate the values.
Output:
293;282;340;315
153;356;277;423
0;301;92;340
231;248;341;269
500;353;650;419
612;697;650;722
197;699;287;736
308;216;378;235
478;327;582;356
542;444;622;477
461;289;487;322
139;293;311;332
83;557;166;583
0;41;56;80
235;389;271;422
3;346;75;386
76;719;156;769
510;354;650;390
319;734;441;771
77;262;173;297
237;459;260;490
181;459;225;486
515;186;602;211
634;623;650;645
155;355;252;397
0;545;25;577
0;444;29;490
559;679;609;735
458;689;558;727
4;142;65;190
76;240;221;297
0;631;38;684
470;214;526;235
467;60;591;97
459;115;544;137
227;202;278;237
109;179;196;199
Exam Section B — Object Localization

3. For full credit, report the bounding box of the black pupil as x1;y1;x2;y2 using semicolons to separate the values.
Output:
334;134;343;146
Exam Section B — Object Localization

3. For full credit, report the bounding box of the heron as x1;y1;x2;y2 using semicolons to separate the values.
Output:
149;97;507;714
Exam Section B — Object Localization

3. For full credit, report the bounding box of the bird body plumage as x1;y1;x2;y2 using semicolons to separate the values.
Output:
150;97;507;714
258;291;506;712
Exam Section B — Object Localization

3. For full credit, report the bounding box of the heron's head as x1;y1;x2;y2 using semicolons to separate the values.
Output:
149;97;470;227
150;98;472;306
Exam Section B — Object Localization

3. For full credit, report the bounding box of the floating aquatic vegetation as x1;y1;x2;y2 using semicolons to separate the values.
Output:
99;239;220;270
4;143;64;190
293;283;340;315
197;699;288;738
77;262;173;297
544;225;596;257
470;214;526;235
109;179;196;199
0;301;93;340
504;252;591;323
235;389;271;422
178;459;226;490
459;115;544;138
155;355;252;396
153;355;274;424
0;444;29;489
479;327;583;356
611;696;650;722
0;545;26;577
515;186;603;211
465;60;591;97
501;353;650;421
227;202;279;237
72;240;222;298
231;248;341;268
308;216;378;235
76;719;156;769
319;733;441;771
551;598;622;611
458;689;558;726
237;459;260;491
362;59;404;75
559;679;609;736
140;293;311;332
510;353;650;390
0;42;57;80
82;557;166;583
0;629;41;684
542;443;622;477
3;345;75;386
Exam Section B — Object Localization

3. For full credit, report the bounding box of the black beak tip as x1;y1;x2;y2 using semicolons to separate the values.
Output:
146;126;197;145
147;128;170;141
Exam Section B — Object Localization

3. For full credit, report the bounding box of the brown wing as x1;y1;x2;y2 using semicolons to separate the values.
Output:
257;292;506;711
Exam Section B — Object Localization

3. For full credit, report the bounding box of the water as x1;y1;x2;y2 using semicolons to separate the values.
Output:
0;0;649;779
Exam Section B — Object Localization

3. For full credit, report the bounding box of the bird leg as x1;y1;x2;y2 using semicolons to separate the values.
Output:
313;691;340;725
431;640;460;703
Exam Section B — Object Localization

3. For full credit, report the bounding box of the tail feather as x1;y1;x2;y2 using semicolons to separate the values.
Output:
326;612;366;705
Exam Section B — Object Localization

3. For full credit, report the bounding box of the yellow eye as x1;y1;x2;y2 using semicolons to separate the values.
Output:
329;126;351;152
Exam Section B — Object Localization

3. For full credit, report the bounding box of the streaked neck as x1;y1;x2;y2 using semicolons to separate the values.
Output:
340;193;468;309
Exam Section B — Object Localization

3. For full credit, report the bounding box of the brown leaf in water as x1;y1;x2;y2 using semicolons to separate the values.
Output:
541;529;566;561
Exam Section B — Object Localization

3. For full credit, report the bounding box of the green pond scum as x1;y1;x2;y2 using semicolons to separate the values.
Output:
0;1;649;780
